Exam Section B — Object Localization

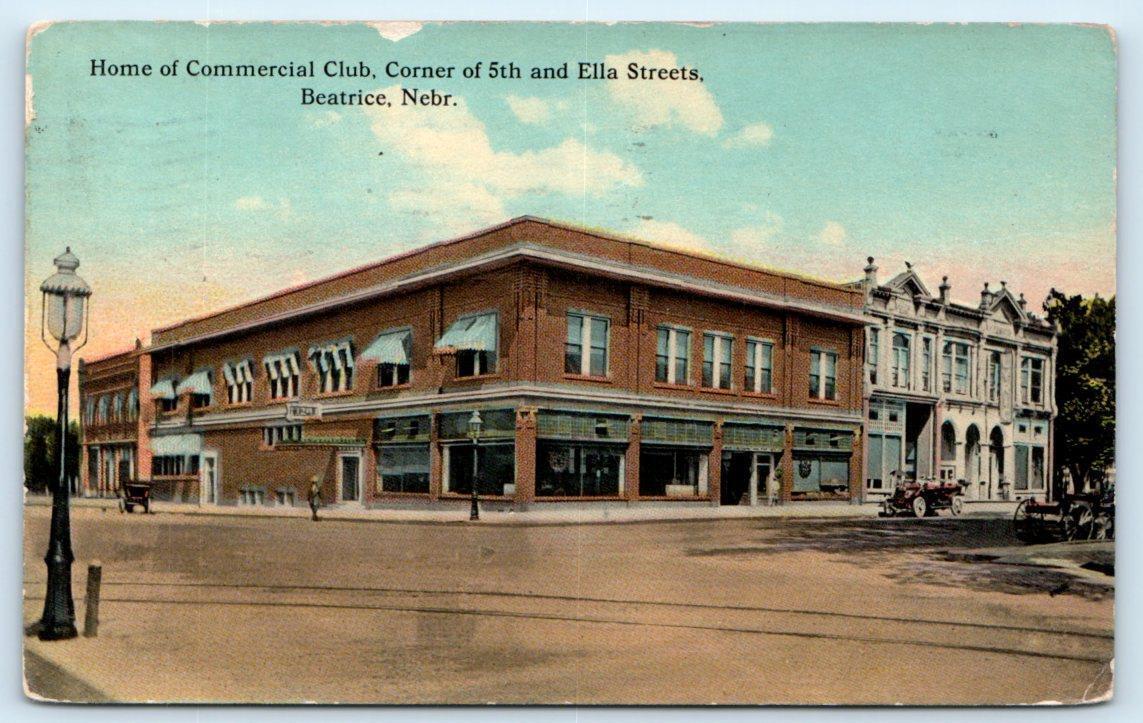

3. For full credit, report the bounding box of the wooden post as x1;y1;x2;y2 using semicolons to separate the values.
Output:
83;561;102;638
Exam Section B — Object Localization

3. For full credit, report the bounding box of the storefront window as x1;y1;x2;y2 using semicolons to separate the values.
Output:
537;442;624;497
792;453;849;499
639;447;708;497
446;442;515;496
377;445;430;493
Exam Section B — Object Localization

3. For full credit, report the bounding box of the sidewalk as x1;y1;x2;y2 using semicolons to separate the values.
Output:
24;494;1019;526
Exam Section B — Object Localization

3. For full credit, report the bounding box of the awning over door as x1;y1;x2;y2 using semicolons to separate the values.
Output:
150;434;202;457
149;379;176;400
360;329;410;365
176;370;213;395
435;313;496;352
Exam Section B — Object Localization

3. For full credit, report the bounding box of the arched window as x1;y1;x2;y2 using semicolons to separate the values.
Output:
940;421;957;461
892;332;911;388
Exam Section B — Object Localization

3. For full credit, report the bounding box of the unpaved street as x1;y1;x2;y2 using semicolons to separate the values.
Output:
23;507;1113;704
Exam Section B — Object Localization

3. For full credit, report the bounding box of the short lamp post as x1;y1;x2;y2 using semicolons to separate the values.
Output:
467;410;483;521
36;248;91;641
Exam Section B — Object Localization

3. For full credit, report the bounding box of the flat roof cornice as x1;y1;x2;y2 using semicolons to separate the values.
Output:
147;242;865;352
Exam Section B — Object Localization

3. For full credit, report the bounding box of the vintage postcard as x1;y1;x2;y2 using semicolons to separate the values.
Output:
22;21;1115;704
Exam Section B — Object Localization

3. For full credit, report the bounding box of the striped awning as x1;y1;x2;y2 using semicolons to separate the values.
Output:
360;329;410;365
309;341;354;371
150;434;202;457
435;313;496;352
264;350;300;379
224;359;253;385
176;370;212;395
149;379;176;400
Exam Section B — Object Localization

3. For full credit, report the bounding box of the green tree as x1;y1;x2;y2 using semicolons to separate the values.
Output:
24;415;80;494
1044;290;1115;492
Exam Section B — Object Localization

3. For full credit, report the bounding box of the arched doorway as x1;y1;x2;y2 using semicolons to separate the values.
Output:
989;426;1005;500
964;425;981;499
939;421;957;481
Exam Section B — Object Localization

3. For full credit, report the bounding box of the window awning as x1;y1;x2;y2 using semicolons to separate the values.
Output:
149;379;176;400
309;341;354;370
150;434;202;457
176;370;212;396
224;359;253;385
360;329;410;365
435;313;496;352
264;350;300;378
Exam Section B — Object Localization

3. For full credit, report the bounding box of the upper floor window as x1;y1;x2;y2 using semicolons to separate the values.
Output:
177;369;214;409
96;394;110;424
309;341;355;393
745;338;774;394
655;326;691;385
150;378;179;412
809;349;838;401
223;359;254;404
565;313;609;377
702;332;733;390
987;350;1002;403
111;392;124;422
264;351;300;400
436;312;498;378
867;327;880;385
942;341;971;395
1021;357;1044;405
921;336;933;392
83;397;95;425
891;332;911;389
361;328;412;388
263;424;302;447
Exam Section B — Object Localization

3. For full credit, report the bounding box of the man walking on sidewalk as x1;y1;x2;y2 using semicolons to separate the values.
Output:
308;476;322;522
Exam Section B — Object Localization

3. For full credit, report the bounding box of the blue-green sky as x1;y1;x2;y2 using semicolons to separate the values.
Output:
25;21;1115;413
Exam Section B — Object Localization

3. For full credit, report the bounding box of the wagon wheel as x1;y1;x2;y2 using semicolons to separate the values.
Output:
912;495;928;518
1013;499;1035;542
951;496;964;516
1063;501;1094;541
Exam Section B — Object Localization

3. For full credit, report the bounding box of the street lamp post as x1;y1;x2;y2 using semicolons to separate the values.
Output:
36;248;91;641
467;410;482;521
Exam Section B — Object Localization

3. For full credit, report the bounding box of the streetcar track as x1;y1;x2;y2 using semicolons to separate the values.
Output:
22;592;1110;665
24;577;1112;641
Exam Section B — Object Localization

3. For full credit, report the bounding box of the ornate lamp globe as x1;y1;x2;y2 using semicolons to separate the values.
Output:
40;247;91;348
467;410;483;441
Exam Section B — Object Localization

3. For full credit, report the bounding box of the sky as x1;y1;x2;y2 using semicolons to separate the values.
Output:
24;21;1117;415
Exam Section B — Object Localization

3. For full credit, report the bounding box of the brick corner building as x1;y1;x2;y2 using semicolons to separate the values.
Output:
79;217;869;509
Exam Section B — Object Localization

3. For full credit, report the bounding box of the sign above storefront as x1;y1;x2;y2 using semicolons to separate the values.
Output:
285;401;322;422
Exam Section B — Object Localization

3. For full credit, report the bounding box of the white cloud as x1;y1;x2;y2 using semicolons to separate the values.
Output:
363;85;643;230
309;110;342;128
234;196;270;211
819;221;847;246
366;21;422;42
603;49;723;136
723;122;774;148
505;95;551;125
233;196;292;219
629;218;713;253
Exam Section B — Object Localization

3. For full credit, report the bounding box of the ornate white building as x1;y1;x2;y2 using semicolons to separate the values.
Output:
856;259;1057;501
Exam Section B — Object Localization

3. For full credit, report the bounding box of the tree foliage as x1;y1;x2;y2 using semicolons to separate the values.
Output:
1044;290;1115;490
24;415;80;494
